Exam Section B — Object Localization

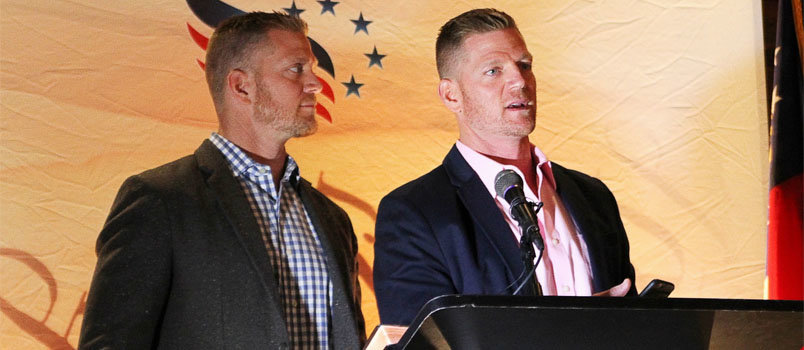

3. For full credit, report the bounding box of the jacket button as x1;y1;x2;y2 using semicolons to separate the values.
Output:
279;343;288;350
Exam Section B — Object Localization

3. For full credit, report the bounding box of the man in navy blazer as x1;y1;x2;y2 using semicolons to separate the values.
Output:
79;12;365;348
373;8;636;326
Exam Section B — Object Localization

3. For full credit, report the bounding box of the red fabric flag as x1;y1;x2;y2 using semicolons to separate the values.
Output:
767;0;804;300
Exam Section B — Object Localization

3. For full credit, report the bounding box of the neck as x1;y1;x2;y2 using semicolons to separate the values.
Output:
218;123;289;188
460;136;538;191
459;132;532;159
485;151;532;170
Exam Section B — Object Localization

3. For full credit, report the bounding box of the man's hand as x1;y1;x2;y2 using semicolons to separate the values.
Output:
592;278;631;297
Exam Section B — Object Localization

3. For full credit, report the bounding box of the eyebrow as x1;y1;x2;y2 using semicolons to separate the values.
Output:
281;55;318;66
481;53;532;67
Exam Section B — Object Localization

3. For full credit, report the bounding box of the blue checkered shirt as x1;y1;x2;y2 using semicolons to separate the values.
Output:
211;133;332;349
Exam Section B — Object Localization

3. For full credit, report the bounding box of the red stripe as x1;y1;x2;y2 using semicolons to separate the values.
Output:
315;104;332;123
186;22;209;50
317;76;335;102
768;173;804;300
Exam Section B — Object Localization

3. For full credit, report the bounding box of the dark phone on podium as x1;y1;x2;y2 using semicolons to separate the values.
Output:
639;279;674;298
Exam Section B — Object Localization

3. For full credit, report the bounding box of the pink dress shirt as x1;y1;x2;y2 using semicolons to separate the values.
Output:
455;140;594;296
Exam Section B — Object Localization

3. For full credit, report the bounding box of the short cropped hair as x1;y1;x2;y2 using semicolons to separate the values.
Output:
435;8;518;79
205;11;308;109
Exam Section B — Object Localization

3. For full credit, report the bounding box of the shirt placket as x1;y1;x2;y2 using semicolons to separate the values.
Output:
252;167;281;232
542;189;577;295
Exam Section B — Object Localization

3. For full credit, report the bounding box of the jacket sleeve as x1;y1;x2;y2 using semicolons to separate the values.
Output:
601;183;637;296
575;173;637;297
79;176;172;349
372;193;456;326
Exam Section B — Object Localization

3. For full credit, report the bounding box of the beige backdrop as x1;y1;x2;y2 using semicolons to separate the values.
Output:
1;0;769;348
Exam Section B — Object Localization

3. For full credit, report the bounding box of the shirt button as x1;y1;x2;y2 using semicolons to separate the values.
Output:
562;285;571;293
552;238;560;246
259;168;268;174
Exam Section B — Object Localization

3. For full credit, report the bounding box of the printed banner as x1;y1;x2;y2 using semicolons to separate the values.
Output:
1;1;770;348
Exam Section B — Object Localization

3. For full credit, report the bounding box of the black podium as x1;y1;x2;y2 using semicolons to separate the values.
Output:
391;295;803;349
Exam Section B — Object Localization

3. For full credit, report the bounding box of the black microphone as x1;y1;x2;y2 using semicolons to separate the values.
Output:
494;169;545;251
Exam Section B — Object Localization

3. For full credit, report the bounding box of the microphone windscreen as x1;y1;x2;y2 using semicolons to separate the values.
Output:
494;169;523;198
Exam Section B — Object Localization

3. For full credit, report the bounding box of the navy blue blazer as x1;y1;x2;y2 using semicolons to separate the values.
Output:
373;145;636;325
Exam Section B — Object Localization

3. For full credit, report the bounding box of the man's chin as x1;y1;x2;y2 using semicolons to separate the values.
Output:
294;127;318;138
502;123;535;138
505;115;535;136
292;119;318;138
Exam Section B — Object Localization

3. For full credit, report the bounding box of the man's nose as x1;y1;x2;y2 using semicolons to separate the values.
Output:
507;68;528;91
305;73;323;94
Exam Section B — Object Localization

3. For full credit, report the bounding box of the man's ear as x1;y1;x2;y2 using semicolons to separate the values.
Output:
438;78;462;114
227;69;254;105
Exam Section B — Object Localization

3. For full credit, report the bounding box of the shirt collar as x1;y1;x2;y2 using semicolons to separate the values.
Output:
455;140;556;200
209;132;300;189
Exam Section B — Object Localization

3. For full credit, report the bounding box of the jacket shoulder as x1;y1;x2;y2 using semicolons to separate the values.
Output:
552;162;612;195
383;165;451;203
133;154;201;188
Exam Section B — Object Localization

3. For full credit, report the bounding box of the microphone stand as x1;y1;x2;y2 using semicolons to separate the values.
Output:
515;201;544;296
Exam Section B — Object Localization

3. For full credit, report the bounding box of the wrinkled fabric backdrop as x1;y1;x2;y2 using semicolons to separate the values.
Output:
1;0;769;348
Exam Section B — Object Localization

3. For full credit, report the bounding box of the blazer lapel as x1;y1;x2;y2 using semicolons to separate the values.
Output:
297;179;352;301
551;163;609;293
296;179;362;349
442;146;525;290
194;140;286;327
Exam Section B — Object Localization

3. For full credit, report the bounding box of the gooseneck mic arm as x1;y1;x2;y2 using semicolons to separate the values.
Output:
494;169;545;296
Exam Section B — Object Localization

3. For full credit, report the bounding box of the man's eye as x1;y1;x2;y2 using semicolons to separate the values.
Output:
485;68;499;76
519;62;532;71
290;65;303;73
